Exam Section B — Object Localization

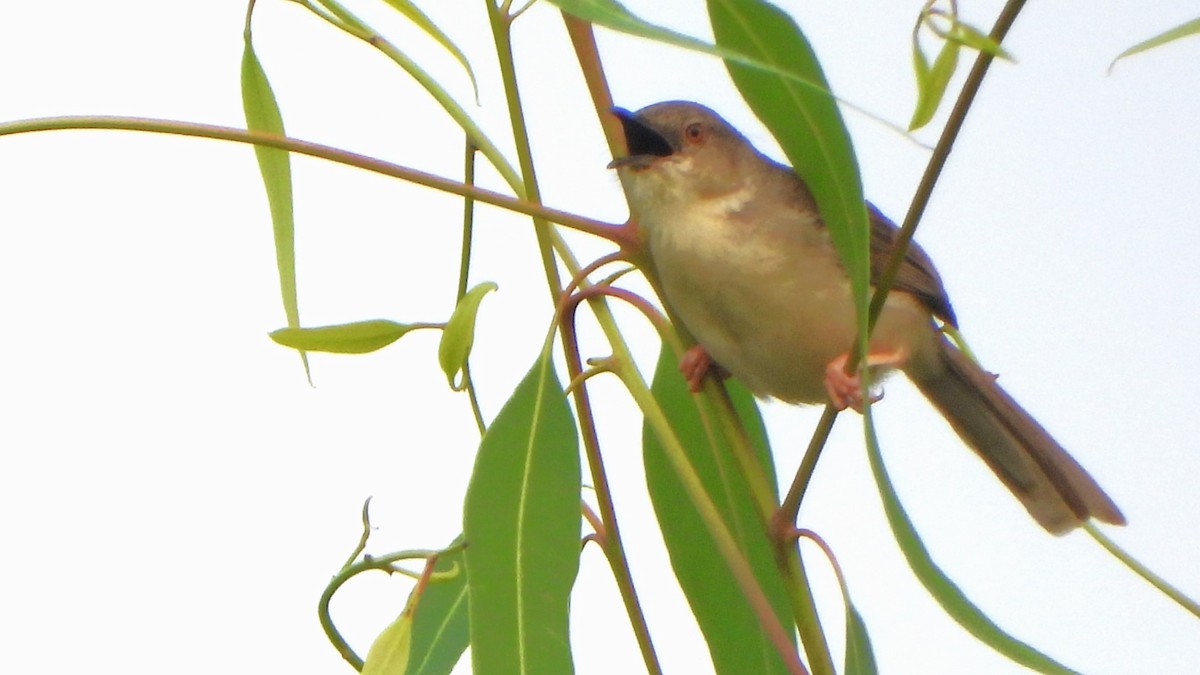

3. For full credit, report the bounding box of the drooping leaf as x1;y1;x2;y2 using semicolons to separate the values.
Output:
642;347;792;675
378;0;480;101
708;0;870;349
406;541;470;675
861;407;1075;674
909;38;961;130
463;355;580;675
1110;17;1200;71
241;17;309;380
269;319;420;354
438;281;497;390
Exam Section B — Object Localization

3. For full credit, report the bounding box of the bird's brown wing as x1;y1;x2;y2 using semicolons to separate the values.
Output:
868;204;957;326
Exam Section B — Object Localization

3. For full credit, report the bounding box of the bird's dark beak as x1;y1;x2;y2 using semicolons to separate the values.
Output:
608;107;673;169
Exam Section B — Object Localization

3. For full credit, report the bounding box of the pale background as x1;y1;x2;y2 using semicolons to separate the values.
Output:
1;1;1197;673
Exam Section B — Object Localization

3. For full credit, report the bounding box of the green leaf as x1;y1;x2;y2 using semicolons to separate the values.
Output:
547;0;842;109
378;0;480;101
463;356;581;675
406;541;470;675
945;21;1013;62
438;282;497;391
1111;17;1200;71
861;407;1076;674
844;603;877;675
361;603;414;675
708;0;870;348
269;319;419;354
642;347;792;675
909;39;960;131
241;18;309;380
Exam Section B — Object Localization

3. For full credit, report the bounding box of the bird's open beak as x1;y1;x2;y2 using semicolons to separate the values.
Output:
607;107;673;169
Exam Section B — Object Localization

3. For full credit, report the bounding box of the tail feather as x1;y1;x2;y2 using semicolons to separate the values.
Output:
908;337;1125;534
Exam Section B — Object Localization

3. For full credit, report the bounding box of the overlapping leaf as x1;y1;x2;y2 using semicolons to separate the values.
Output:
642;347;792;675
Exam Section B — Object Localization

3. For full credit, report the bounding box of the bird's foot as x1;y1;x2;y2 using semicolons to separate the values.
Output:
680;344;726;392
823;348;908;413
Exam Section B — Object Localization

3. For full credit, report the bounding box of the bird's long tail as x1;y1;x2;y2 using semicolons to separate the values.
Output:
908;336;1125;534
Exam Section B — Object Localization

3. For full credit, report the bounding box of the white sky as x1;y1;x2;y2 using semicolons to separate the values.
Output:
1;1;1198;674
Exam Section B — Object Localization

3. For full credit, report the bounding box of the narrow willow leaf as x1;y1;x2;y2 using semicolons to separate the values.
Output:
269;319;418;354
362;604;415;675
861;408;1075;674
946;22;1013;61
241;23;309;379
463;356;580;675
378;0;480;101
406;541;470;675
643;347;792;675
708;0;870;345
1111;17;1200;71
909;39;960;131
438;282;497;390
547;0;840;108
911;32;931;91
844;604;877;675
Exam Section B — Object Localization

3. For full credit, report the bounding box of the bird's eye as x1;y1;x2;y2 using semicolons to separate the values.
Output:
684;122;705;144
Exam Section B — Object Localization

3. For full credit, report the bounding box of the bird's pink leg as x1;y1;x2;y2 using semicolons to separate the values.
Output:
824;348;908;413
679;344;726;392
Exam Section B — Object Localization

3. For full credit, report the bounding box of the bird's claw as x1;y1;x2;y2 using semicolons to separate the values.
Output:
680;345;726;392
823;349;907;413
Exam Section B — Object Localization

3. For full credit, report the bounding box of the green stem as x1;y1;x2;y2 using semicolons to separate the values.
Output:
457;139;487;435
561;15;828;672
782;0;1029;528
620;360;808;675
1085;524;1200;620
302;0;524;194
317;548;445;671
560;294;662;675
484;3;564;304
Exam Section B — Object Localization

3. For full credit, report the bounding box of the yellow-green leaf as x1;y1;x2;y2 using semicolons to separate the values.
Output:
438;282;497;391
361;607;414;675
241;14;309;380
270;320;419;354
1111;17;1200;71
378;0;479;101
909;39;960;130
946;21;1013;62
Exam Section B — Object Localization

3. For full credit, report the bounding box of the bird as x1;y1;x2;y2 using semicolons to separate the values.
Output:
608;100;1124;535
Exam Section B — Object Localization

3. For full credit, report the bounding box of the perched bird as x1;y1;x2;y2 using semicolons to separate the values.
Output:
609;100;1124;534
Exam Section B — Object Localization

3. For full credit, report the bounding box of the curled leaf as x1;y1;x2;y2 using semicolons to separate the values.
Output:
438;282;497;391
270;319;421;354
909;39;960;130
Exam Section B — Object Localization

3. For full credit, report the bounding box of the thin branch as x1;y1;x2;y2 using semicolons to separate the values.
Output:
780;0;1030;528
0;117;633;246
